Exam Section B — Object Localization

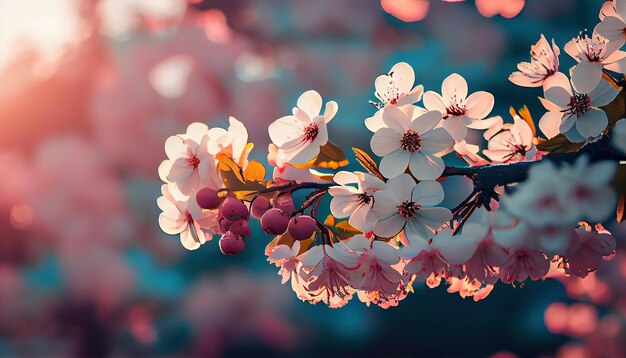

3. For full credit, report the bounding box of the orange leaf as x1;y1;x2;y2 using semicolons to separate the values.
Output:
292;141;349;170
352;147;385;181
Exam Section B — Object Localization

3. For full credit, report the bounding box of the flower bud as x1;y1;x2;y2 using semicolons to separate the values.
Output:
260;208;289;235
229;219;251;238
287;215;317;241
219;197;249;221
219;233;245;256
250;196;272;220
196;188;223;209
273;192;295;216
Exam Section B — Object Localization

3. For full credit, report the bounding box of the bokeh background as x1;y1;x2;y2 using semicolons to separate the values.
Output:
1;0;625;357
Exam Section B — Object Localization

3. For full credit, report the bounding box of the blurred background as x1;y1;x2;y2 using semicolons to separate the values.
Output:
0;0;625;356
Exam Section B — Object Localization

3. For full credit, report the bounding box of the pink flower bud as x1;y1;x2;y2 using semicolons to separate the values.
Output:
287;215;317;241
196;188;223;209
229;219;251;238
219;233;246;256
273;192;295;216
250;196;272;219
260;208;289;235
219;197;249;221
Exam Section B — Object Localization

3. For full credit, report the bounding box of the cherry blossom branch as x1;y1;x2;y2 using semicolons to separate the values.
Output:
441;137;625;192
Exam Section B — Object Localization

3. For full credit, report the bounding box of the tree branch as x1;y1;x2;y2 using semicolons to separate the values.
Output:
441;137;625;191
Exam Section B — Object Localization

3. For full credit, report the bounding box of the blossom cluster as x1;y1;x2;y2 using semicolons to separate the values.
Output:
158;0;626;309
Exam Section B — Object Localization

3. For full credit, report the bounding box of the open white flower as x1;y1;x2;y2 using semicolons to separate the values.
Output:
328;171;385;233
423;73;495;141
370;107;453;180
372;174;452;240
157;184;217;250
509;35;562;88
372;62;424;109
595;0;626;51
483;116;539;163
565;32;626;94
268;90;338;167
539;72;618;142
158;122;215;197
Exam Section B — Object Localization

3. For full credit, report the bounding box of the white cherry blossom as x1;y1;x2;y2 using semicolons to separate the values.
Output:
268;90;338;167
595;0;626;51
158;122;216;197
509;35;562;88
483;116;540;163
372;62;424;109
370;107;453;180
157;184;217;250
423;73;495;141
372;174;452;240
565;32;626;93
328;171;385;233
539;72;618;142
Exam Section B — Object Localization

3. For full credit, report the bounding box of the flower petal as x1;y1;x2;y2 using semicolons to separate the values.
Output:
442;73;468;103
575;109;608;138
379;149;411;179
465;91;495;119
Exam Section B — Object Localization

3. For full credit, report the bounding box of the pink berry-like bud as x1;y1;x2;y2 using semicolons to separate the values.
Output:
273;192;295;216
229;219;251;238
250;196;272;219
260;208;289;235
196;188;222;209
287;215;317;241
219;233;245;256
219;197;249;221
218;217;233;234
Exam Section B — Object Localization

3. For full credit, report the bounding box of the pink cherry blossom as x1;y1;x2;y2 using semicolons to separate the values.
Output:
328;171;385;233
372;174;452;240
157;184;218;250
499;248;550;284
446;276;495;301
565;32;626;94
453;140;491;166
158;123;217;197
268;241;302;284
509;35;562;88
423;73;495;141
268;90;338;166
372;62;424;109
401;228;480;278
483;116;540;164
345;236;405;301
370;107;453;179
539;72;618;142
299;244;361;308
565;227;616;278
462;208;508;282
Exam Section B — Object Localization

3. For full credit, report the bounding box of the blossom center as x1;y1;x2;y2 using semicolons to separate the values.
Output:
396;200;421;219
357;193;372;205
400;129;422;152
566;93;591;118
188;154;200;169
304;123;319;142
447;96;466;117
